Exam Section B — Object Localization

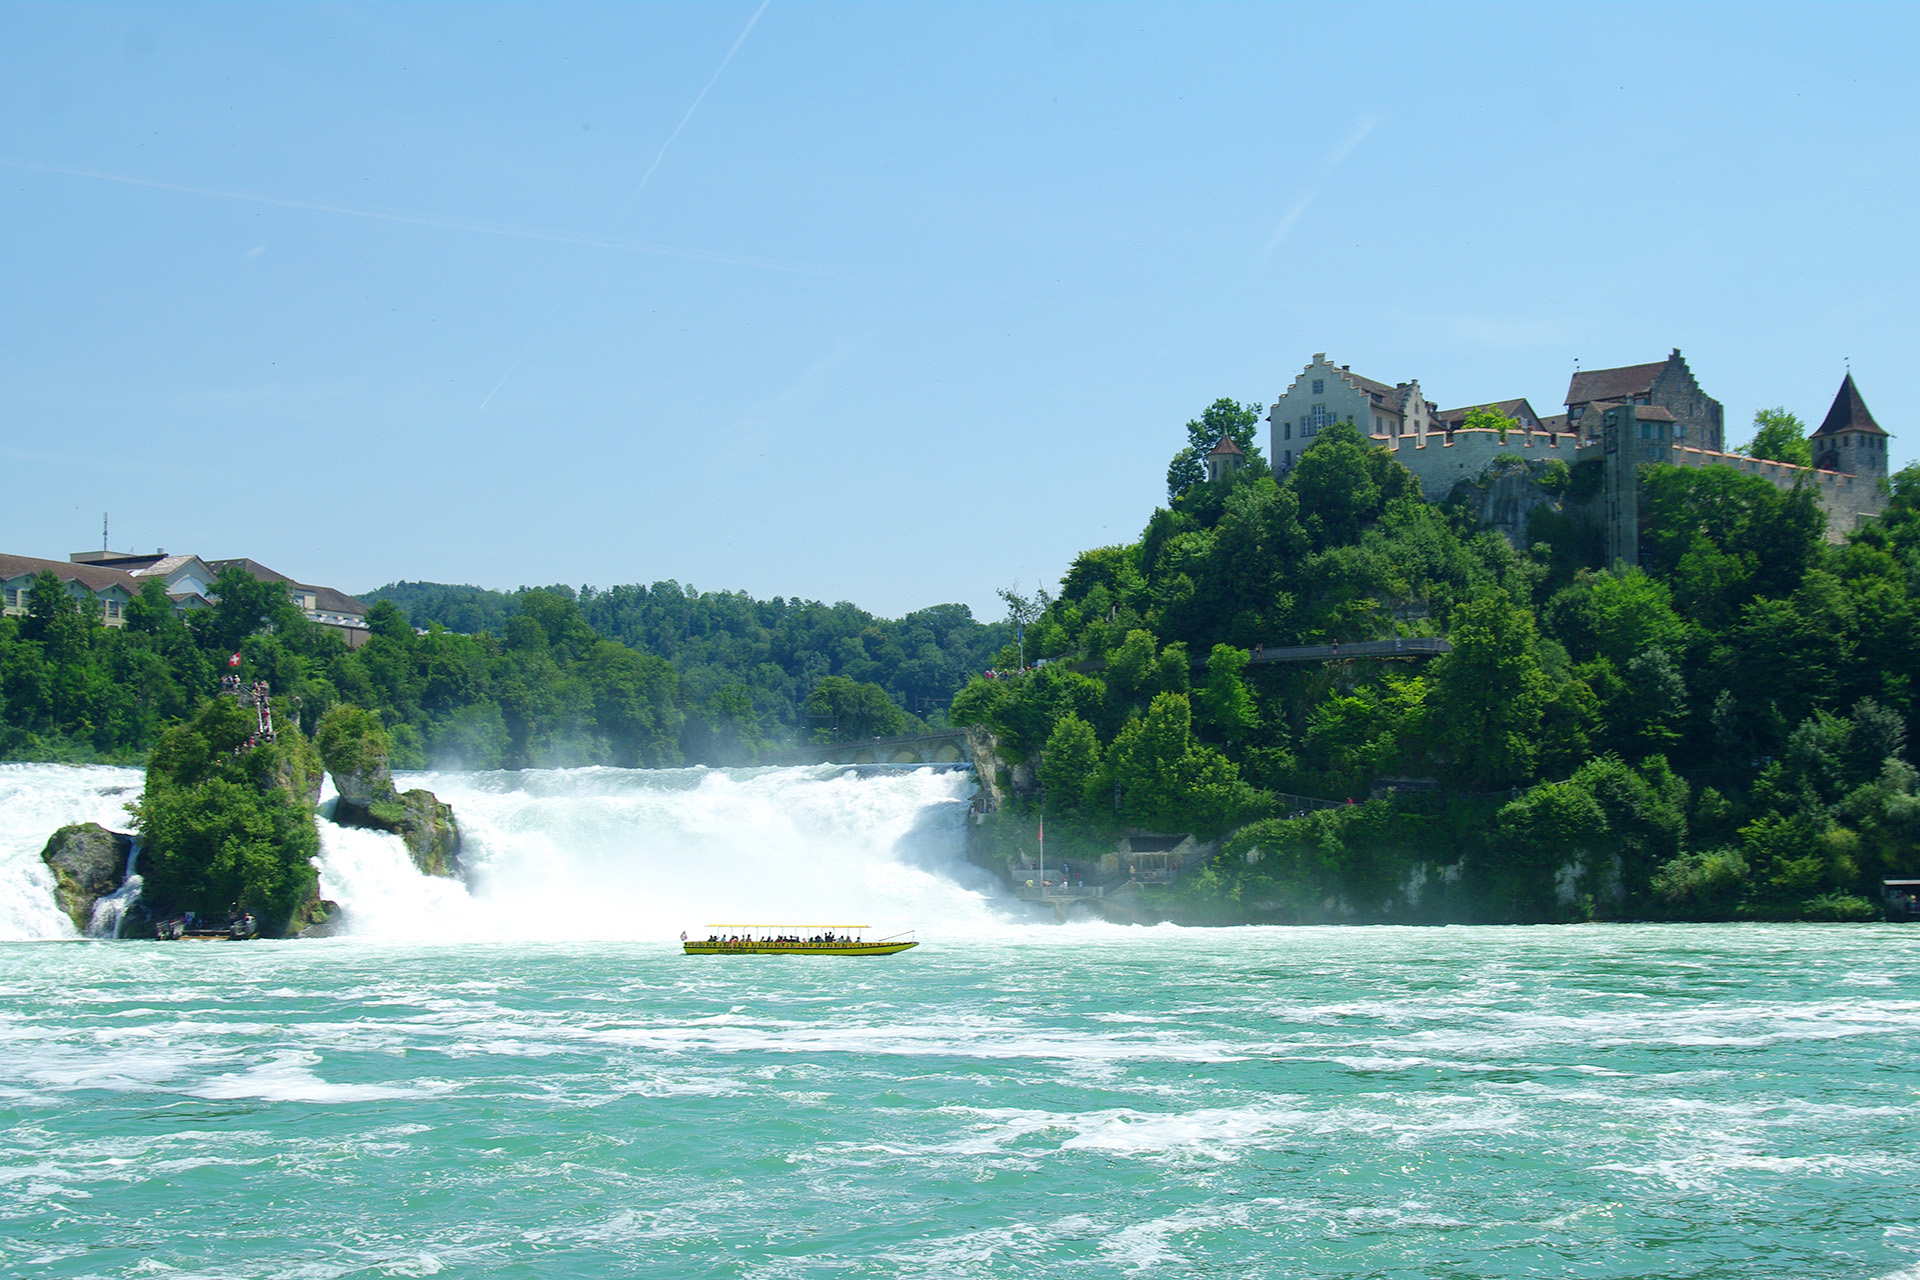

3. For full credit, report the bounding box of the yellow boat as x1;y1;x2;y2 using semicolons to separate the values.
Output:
682;925;918;956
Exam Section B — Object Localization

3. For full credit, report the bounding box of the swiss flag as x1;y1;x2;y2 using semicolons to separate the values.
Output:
228;653;242;668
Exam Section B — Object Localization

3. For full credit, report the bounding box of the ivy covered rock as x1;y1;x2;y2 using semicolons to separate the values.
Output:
317;703;462;877
131;697;324;938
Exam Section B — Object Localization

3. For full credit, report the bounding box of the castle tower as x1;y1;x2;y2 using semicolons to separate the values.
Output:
1809;372;1890;478
1205;433;1246;483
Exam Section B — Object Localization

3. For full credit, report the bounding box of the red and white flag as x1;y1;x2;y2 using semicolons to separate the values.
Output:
227;653;242;668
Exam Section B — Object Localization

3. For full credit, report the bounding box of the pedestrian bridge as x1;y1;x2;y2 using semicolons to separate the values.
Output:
762;729;972;767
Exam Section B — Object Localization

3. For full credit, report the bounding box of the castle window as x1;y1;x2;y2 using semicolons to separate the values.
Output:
3;589;14;608
1312;379;1324;395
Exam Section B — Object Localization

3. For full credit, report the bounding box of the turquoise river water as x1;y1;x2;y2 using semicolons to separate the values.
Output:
1;764;1917;1277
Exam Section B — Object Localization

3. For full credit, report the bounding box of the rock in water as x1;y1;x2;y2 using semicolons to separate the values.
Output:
41;823;135;932
396;789;461;877
317;703;461;877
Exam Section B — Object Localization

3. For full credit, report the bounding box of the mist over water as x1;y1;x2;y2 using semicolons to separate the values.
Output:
0;762;999;942
326;764;999;941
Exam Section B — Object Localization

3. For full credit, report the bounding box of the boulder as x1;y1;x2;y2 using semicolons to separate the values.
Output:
396;789;461;877
333;788;463;878
41;823;135;932
292;894;346;938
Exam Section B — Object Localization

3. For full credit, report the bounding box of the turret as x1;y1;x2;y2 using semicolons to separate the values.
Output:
1810;372;1890;478
1205;434;1246;483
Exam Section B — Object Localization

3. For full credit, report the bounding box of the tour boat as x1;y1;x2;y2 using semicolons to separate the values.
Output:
682;925;918;956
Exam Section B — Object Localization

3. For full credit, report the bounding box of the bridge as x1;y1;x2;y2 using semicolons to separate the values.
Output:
1066;635;1452;676
1243;636;1450;664
760;729;973;767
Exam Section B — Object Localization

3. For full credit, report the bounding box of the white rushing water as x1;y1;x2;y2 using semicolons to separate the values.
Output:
84;839;143;938
0;762;1000;942
0;763;145;939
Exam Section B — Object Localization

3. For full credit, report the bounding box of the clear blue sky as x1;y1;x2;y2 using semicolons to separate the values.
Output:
4;3;1915;620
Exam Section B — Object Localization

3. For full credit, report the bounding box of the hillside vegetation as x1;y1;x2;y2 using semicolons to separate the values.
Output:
0;565;1002;770
954;420;1920;922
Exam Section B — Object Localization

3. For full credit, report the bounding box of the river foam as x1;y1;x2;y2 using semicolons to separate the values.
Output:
0;761;998;942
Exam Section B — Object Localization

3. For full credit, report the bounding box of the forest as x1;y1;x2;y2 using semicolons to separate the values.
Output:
953;409;1920;923
0;569;1005;770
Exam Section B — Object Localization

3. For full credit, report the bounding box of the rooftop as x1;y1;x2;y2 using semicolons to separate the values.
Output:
1566;360;1667;407
1811;372;1888;438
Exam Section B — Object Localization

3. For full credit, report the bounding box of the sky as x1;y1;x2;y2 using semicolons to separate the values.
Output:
4;3;1916;621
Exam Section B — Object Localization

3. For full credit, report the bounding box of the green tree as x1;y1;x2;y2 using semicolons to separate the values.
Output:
132;697;324;935
1426;590;1551;786
1197;643;1259;742
1739;407;1812;468
1038;713;1102;820
1169;397;1264;500
1460;405;1520;441
804;675;912;740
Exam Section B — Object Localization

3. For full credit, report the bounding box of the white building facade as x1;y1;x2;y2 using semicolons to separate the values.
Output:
1268;353;1434;472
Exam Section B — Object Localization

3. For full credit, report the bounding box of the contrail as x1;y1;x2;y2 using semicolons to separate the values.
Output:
1261;111;1383;258
483;0;775;409
0;155;845;278
478;300;564;412
634;0;771;199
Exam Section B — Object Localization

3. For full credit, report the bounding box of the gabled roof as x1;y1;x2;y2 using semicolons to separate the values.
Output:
1538;413;1571;434
1435;398;1541;429
0;553;139;594
1207;435;1245;456
127;554;210;581
1566;360;1666;407
1811;372;1888;438
204;558;368;617
1339;368;1409;413
204;557;298;585
310;586;369;618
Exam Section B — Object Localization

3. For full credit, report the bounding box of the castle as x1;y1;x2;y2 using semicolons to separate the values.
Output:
1265;351;1892;563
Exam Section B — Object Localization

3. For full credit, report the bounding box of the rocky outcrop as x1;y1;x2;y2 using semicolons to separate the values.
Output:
41;823;134;932
292;895;346;938
317;703;462;878
335;789;462;877
962;724;1005;813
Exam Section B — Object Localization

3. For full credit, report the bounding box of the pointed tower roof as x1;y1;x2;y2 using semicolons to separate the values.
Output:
1207;434;1246;456
1812;372;1887;438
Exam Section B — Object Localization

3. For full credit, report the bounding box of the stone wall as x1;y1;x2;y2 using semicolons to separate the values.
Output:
1375;427;1595;503
1668;445;1887;541
1379;428;1887;547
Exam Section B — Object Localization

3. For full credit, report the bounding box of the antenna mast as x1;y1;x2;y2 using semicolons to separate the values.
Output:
102;513;108;552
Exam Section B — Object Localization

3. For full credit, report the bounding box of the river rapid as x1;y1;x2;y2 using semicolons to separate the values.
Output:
1;762;1917;1277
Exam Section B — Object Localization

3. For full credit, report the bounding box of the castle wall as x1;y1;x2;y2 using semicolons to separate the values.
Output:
1380;429;1887;544
1668;446;1886;540
1374;428;1595;502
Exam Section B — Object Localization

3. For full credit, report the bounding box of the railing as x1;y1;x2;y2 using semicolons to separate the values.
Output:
1246;637;1451;664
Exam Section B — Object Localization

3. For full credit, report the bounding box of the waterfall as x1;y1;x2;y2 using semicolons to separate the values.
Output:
0;761;1003;943
86;841;144;938
316;764;1003;942
0;763;146;940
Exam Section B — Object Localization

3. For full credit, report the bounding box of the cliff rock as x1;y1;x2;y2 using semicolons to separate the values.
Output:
334;789;463;878
41;822;135;932
316;703;463;877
